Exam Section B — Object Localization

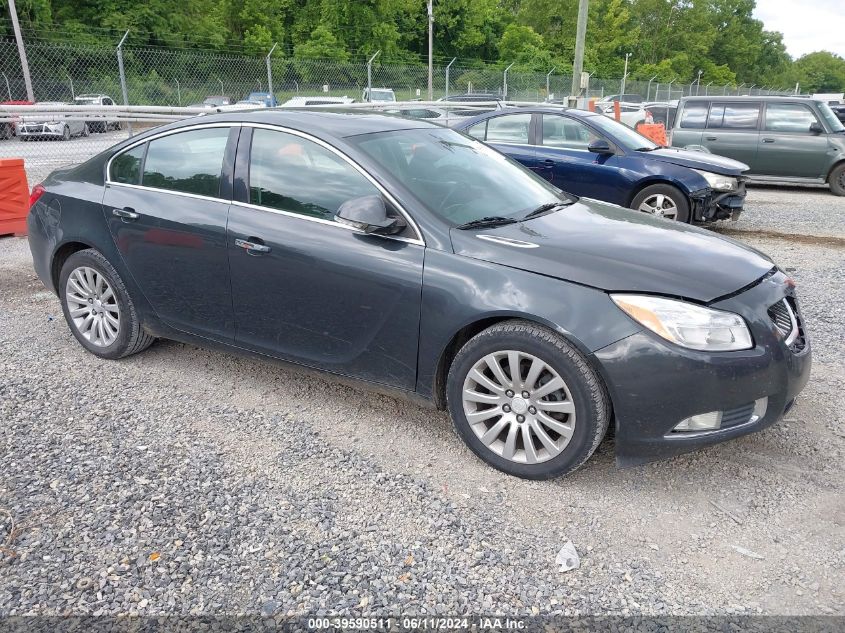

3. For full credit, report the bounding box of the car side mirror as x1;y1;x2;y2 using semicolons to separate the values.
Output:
588;139;614;154
809;122;824;135
336;195;406;235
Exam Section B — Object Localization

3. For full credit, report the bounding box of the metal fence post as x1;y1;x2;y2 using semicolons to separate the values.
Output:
2;72;11;100
266;42;278;104
116;30;132;136
503;62;514;100
175;79;181;106
445;57;456;98
646;75;657;101
66;73;74;99
546;67;556;100
366;50;381;101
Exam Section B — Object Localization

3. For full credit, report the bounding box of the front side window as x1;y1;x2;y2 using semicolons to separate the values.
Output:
679;102;708;129
541;115;599;149
249;128;379;220
707;102;760;130
142;127;229;197
484;114;532;143
764;103;820;133
110;144;145;184
350;127;567;226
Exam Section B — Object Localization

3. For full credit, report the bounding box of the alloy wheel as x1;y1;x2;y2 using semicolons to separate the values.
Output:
638;193;678;220
461;350;576;464
64;266;121;347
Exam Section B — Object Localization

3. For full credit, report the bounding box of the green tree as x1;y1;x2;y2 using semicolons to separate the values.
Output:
294;25;349;61
791;52;845;93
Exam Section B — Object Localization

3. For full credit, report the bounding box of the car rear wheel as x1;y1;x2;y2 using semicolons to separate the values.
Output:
830;164;845;197
446;320;610;479
631;183;690;222
59;249;155;360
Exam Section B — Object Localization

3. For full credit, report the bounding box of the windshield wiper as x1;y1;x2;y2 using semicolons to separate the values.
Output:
522;200;575;221
635;146;660;151
454;216;519;230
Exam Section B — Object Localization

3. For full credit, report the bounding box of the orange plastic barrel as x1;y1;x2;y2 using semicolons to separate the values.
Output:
635;123;668;146
613;100;621;122
0;158;29;237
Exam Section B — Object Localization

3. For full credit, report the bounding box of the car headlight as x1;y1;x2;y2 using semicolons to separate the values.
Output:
692;169;737;192
611;294;753;351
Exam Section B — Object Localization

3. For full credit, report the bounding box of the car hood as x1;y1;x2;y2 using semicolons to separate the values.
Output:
636;147;748;175
449;199;774;303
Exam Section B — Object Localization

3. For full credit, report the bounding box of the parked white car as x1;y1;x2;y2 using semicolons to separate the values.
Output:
18;102;90;141
594;100;650;128
362;87;396;103
73;94;120;132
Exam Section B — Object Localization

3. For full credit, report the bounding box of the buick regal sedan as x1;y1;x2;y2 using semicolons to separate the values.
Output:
27;110;811;479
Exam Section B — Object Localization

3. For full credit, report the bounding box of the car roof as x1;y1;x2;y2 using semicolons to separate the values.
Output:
128;109;441;143
680;95;815;103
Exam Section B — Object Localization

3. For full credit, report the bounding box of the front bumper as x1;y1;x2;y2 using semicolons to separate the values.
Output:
691;179;747;223
19;124;64;138
593;269;811;466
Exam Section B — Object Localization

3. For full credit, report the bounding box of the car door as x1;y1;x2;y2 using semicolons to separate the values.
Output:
103;125;237;341
757;102;832;178
672;100;708;149
226;126;424;390
701;101;761;168
465;113;539;175
537;113;625;202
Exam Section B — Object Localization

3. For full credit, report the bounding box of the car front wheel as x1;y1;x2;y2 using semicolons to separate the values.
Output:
446;320;610;479
59;249;155;360
631;183;690;222
830;163;845;196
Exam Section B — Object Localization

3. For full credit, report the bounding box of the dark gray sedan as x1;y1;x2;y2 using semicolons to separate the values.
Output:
27;110;811;479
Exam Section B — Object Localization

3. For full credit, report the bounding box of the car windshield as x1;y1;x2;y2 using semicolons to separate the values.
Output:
588;114;659;149
350;127;568;225
817;102;845;132
369;91;394;102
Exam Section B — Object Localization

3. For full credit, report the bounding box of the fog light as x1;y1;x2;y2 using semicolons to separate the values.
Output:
750;397;768;422
673;410;723;432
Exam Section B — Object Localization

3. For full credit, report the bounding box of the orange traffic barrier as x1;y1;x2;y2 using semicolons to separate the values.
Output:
636;123;668;146
588;98;596;113
613;100;621;122
0;158;29;237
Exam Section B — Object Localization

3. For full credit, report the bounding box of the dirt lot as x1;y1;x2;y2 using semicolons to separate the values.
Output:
1;186;843;619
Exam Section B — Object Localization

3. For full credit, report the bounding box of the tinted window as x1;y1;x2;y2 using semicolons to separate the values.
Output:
485;114;531;143
679;102;708;129
707;102;760;129
466;121;487;139
110;144;145;184
764;103;820;132
142;127;229;196
249;128;378;220
541;115;599;149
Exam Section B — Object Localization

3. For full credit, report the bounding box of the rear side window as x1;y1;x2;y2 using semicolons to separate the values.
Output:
110;144;145;184
466;121;487;139
679;102;708;129
142;127;230;197
485;114;531;143
707;102;760;130
248;128;378;221
764;103;820;132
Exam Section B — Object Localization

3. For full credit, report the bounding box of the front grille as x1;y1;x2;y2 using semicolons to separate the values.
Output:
721;402;755;429
767;297;807;354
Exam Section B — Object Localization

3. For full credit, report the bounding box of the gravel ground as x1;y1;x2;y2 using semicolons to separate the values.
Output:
1;222;844;618
727;184;845;239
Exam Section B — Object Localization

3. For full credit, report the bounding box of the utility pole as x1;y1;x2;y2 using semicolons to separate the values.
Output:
266;42;278;105
8;0;35;101
427;0;434;101
620;52;631;95
569;0;589;107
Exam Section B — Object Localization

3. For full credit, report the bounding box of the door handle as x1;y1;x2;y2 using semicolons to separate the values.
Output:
705;136;717;141
543;159;555;165
762;138;775;143
234;238;271;254
112;207;138;221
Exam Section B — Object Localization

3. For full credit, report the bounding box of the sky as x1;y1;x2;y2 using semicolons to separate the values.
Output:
753;0;845;59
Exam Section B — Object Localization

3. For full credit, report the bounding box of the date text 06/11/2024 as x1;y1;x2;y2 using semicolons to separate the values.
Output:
307;616;527;630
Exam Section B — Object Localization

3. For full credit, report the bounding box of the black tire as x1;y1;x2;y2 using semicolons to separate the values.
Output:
59;249;155;360
82;123;90;137
446;320;611;480
830;163;845;197
0;124;11;140
630;183;690;222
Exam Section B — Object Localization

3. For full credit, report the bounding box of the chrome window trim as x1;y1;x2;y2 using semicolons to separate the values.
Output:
105;120;425;246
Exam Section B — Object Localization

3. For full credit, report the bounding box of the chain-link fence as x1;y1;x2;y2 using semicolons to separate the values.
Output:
0;35;798;185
